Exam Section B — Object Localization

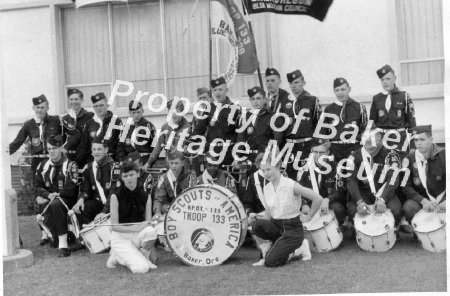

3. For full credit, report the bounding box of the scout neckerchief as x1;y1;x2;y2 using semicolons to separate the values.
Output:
306;154;321;194
361;147;386;198
42;156;68;185
34;117;44;141
92;160;107;204
268;92;279;113
202;169;218;185
253;170;268;209
334;99;348;123
93;113;104;136
167;169;180;195
415;149;446;204
130;118;144;148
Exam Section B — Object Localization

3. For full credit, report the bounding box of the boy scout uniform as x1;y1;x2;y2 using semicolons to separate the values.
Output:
323;78;368;163
274;70;322;179
401;125;446;222
265;68;290;114
117;101;156;164
370;65;416;153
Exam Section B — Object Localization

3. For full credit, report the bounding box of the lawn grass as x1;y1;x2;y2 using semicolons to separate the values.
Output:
3;215;447;296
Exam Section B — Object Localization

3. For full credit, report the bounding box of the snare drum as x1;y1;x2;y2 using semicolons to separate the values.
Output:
303;210;343;253
354;205;396;252
165;184;247;266
80;214;112;254
411;210;446;253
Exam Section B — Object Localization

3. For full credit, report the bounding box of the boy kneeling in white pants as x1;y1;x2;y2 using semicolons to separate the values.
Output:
107;160;158;273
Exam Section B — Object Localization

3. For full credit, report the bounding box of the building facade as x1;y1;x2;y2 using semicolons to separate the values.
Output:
1;0;445;163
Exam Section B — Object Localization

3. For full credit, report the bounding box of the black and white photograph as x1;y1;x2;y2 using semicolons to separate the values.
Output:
0;0;448;295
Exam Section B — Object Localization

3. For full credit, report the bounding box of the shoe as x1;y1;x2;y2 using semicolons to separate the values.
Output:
58;248;71;258
39;238;50;246
294;239;311;261
252;259;265;267
107;254;118;268
399;224;414;234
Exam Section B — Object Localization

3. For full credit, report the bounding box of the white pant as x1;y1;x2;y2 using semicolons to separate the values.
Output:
109;226;157;274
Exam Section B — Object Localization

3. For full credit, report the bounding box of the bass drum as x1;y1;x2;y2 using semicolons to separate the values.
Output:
412;210;446;253
354;205;396;252
165;184;247;266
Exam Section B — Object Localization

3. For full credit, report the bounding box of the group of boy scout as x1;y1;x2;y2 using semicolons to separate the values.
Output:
9;64;445;259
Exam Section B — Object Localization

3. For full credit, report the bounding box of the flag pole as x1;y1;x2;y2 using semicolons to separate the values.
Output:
241;0;264;90
208;0;213;85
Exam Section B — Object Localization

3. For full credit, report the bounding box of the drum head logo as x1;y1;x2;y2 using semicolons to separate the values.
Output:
191;229;214;253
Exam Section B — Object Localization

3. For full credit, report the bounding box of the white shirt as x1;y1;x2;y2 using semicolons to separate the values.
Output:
263;176;302;219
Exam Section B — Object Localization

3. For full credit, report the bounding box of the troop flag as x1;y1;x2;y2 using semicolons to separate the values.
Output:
244;0;334;21
212;0;259;78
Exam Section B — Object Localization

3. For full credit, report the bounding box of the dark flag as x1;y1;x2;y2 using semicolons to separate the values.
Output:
244;0;334;21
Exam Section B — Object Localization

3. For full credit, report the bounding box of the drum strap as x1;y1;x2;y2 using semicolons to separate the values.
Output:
92;161;107;204
415;150;446;204
361;148;385;199
253;171;268;210
306;154;321;194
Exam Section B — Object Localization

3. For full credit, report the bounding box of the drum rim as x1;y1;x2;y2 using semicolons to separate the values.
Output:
413;224;446;235
355;229;396;239
164;184;245;266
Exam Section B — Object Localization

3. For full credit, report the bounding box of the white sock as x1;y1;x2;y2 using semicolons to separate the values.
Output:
58;234;68;249
41;231;48;239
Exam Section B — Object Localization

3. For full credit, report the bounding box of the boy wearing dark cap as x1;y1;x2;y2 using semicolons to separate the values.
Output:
236;86;274;172
370;65;416;153
274;69;323;179
34;135;79;257
10;95;79;184
145;99;191;169
117;100;156;164
322;78;368;163
265;67;290;113
83;92;123;161
62;88;94;167
192;77;240;167
401;125;446;227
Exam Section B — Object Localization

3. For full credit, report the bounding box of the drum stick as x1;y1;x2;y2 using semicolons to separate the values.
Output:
81;221;158;228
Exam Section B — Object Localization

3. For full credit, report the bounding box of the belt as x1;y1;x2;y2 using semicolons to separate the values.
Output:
210;142;234;147
272;216;301;223
330;141;359;144
286;137;312;144
379;127;406;133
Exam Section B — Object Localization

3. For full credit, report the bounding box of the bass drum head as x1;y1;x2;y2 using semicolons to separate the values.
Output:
165;184;247;266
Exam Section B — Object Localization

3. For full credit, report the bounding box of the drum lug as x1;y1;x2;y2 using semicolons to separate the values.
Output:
386;240;389;245
431;242;435;248
413;223;417;228
440;220;445;225
303;226;307;230
357;237;361;243
371;244;375;249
